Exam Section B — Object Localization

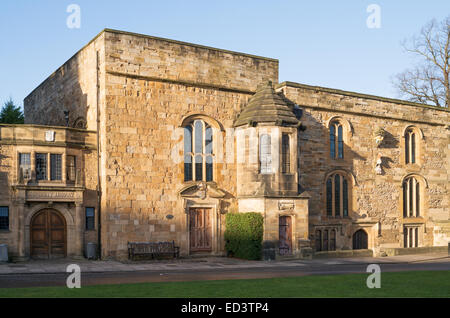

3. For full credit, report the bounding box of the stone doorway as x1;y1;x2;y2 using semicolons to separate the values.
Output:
30;209;67;259
352;229;368;250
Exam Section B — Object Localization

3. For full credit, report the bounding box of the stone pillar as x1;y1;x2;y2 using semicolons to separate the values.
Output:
31;150;36;183
62;152;67;182
14;189;27;260
16;202;26;259
75;202;84;257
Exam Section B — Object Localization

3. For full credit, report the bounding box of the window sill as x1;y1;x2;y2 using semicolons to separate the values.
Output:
402;217;425;223
21;180;77;186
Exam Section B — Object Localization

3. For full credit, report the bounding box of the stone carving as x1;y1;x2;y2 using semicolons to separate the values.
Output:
45;130;55;142
374;127;385;147
278;200;295;210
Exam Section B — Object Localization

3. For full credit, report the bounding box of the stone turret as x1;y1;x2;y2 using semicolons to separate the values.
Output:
234;81;311;260
234;81;302;198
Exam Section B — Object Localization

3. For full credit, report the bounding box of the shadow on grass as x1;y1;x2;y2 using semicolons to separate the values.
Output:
0;271;449;298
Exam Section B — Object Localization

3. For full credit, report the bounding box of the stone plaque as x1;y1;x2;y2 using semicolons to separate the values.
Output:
45;130;55;142
278;200;294;210
27;190;77;202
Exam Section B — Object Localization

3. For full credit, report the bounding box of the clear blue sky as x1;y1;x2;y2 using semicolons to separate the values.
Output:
1;0;449;108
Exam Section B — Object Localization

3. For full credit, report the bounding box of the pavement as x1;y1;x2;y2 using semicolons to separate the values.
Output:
0;252;449;289
0;252;448;275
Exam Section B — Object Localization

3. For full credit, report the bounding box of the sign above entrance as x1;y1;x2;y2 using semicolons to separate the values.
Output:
26;190;81;202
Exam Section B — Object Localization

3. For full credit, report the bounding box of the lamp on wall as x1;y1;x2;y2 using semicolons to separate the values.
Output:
64;110;70;127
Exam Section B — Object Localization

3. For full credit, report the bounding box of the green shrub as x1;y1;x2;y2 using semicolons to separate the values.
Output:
224;212;263;260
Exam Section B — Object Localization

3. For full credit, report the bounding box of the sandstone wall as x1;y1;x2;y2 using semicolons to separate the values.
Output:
99;30;279;258
280;82;450;249
104;30;278;92
0;124;99;258
24;33;106;130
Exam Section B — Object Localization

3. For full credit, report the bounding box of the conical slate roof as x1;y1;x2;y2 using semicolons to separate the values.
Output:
234;81;299;127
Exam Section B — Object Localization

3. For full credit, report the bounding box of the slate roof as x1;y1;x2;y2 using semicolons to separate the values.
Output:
234;81;300;127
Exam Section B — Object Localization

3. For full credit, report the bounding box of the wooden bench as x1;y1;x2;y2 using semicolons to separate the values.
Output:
127;241;180;260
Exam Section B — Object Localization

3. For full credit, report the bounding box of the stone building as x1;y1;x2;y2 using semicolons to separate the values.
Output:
0;29;449;260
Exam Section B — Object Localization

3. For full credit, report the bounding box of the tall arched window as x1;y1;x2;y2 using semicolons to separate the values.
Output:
329;122;344;159
184;120;213;182
325;173;349;217
260;134;272;174
405;128;417;164
403;176;420;217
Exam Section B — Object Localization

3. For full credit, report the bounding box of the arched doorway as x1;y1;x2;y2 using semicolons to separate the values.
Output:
352;229;368;250
30;209;67;259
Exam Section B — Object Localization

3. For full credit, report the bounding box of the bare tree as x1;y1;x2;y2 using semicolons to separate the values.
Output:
393;16;450;107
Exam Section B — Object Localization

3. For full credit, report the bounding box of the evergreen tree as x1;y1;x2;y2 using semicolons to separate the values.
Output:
0;99;24;124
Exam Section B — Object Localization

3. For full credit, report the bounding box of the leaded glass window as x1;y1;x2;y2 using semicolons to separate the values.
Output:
183;120;213;182
325;173;350;217
36;153;47;181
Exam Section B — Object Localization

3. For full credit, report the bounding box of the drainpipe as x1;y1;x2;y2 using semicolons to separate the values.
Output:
96;50;102;259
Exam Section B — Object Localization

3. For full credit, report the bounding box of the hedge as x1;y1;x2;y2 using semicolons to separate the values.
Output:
224;212;264;260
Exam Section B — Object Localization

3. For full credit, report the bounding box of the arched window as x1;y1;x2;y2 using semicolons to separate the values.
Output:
281;134;290;173
184;120;213;182
403;177;420;217
259;134;272;174
329;121;344;159
325;173;349;217
405;128;417;164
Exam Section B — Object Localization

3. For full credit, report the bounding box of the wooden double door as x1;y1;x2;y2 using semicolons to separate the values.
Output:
31;209;67;259
189;208;212;253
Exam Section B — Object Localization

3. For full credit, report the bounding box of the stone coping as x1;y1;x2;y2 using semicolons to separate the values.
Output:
278;81;450;113
0;123;96;133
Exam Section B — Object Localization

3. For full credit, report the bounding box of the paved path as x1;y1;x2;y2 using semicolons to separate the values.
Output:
0;253;448;275
0;253;448;288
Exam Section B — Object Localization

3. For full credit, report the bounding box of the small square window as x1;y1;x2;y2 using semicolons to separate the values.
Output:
85;207;95;230
0;207;9;230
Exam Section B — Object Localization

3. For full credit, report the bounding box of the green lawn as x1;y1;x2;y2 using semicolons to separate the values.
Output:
0;271;449;298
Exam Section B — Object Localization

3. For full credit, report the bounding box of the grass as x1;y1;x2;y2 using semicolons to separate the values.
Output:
0;271;449;298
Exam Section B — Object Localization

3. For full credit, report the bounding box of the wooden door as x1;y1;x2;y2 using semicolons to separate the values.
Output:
31;209;66;259
279;216;292;255
189;208;212;252
352;229;368;250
